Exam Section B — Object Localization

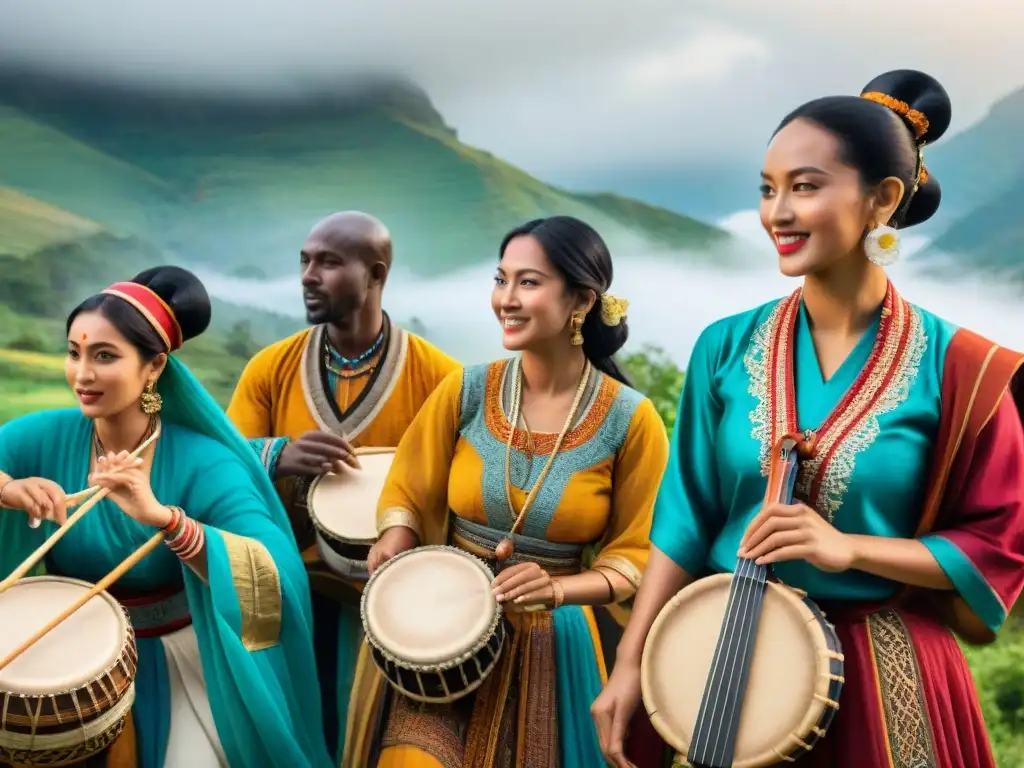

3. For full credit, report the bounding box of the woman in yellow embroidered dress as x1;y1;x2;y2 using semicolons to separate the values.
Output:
341;216;670;767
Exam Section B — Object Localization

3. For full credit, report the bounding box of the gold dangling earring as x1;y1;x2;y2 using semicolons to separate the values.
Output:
569;311;584;346
140;382;163;415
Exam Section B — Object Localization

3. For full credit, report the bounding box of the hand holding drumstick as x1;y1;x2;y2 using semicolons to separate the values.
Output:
0;477;70;525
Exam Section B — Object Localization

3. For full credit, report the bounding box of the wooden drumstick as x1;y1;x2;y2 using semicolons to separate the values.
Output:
0;530;165;673
0;428;161;594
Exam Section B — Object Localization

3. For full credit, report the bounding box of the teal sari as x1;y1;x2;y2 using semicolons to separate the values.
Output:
0;358;334;768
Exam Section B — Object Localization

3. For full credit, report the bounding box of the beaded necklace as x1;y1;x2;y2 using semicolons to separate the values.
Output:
323;328;384;380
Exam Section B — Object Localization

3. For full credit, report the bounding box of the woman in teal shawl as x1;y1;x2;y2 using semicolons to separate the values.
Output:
0;266;334;767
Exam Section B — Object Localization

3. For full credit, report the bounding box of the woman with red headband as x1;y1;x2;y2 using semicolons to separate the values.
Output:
592;69;1024;767
0;266;333;767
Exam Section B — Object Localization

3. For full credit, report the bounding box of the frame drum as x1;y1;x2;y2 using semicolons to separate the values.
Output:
0;576;138;766
307;447;395;581
361;545;505;704
641;574;842;768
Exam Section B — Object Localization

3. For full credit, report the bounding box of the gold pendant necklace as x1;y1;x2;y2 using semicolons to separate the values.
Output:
496;357;591;561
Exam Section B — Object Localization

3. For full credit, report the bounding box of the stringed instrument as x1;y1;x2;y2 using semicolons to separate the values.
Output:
640;434;844;767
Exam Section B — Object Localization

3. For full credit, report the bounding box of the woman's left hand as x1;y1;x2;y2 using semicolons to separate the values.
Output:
738;502;855;573
492;561;554;608
89;451;173;529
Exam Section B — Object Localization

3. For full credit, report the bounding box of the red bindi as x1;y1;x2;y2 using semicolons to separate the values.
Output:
81;334;87;341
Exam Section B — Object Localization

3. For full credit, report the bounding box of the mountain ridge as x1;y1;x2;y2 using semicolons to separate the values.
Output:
0;69;733;281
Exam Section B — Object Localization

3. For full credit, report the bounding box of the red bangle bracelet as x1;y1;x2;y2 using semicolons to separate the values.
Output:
161;506;183;534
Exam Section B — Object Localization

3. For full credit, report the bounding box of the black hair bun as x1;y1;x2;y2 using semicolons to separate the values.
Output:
130;265;212;343
861;69;952;146
904;171;942;227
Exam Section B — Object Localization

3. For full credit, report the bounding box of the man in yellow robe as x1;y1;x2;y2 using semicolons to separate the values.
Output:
226;211;459;761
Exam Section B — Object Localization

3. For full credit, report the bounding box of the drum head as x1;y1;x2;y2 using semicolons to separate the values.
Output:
308;448;395;543
363;546;498;666
641;576;829;767
0;577;127;695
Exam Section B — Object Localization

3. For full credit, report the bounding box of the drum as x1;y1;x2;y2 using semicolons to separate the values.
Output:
307;447;395;581
361;545;505;704
0;576;138;766
640;575;843;768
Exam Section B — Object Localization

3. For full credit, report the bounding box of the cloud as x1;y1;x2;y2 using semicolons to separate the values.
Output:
0;0;1021;184
623;24;770;93
194;255;1024;369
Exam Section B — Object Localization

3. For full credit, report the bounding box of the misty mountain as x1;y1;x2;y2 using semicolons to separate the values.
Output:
0;68;734;281
917;86;1024;281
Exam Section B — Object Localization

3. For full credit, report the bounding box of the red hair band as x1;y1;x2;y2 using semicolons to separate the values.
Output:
101;282;183;352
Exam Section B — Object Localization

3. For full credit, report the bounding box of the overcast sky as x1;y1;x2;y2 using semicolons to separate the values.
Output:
2;0;1021;185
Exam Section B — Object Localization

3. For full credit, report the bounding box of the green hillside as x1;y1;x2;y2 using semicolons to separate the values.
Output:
918;86;1024;281
0;106;175;235
0;188;103;257
0;76;732;279
921;173;1024;281
927;86;1024;221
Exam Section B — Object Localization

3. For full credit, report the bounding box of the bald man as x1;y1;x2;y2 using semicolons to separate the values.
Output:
227;212;459;760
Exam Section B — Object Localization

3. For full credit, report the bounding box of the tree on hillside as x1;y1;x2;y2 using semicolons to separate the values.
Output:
225;321;259;359
619;344;685;431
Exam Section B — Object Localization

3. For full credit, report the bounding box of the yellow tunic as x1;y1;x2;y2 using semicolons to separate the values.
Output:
227;320;460;552
228;322;459;448
345;359;670;768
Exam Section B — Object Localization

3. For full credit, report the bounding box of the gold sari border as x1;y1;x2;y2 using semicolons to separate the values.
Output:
378;507;423;541
220;530;282;651
592;555;642;591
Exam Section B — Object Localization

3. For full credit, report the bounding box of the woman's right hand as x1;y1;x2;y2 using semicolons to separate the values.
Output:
1;477;68;525
367;526;419;575
591;662;643;768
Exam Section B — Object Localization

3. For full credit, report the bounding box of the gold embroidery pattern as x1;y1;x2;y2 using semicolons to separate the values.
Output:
592;554;643;590
743;288;926;521
801;298;926;520
866;609;937;767
378;506;423;540
380;694;467;767
220;530;283;651
483;360;617;453
744;294;799;476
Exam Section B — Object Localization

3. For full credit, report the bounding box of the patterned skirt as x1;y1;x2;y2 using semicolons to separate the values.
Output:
797;601;995;767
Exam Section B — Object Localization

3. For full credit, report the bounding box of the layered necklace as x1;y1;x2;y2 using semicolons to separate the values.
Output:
495;357;591;561
93;415;160;462
322;328;385;380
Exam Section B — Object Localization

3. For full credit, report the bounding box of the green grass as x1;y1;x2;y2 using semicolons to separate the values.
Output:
0;188;103;257
0;348;76;423
963;620;1024;766
0;341;249;422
